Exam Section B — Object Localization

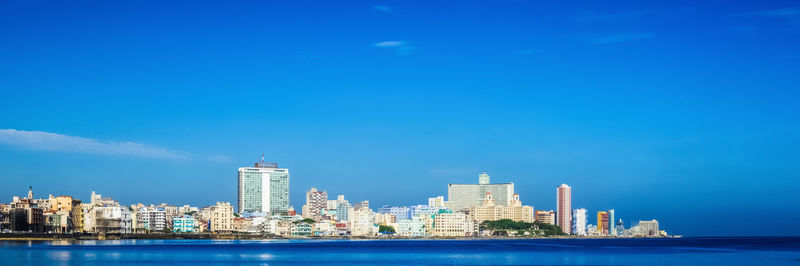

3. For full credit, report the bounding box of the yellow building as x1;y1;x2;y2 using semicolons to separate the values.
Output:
469;192;534;223
49;195;83;233
209;202;234;232
597;211;609;235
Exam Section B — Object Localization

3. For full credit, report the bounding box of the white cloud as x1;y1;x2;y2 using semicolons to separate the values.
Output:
373;41;406;47
373;5;393;13
373;41;415;55
0;129;191;160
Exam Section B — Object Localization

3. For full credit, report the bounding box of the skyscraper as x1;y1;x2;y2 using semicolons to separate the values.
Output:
448;171;514;211
572;208;587;236
608;209;616;236
557;184;572;234
237;159;290;214
597;211;610;235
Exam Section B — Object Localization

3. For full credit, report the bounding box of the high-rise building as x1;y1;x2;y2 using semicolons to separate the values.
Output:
597;211;610;235
448;171;514;211
237;159;290;214
556;184;572;235
301;187;328;219
608;209;616;236
572;208;587;236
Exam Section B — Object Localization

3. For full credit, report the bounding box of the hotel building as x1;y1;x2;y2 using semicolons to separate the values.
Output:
237;160;290;214
447;171;514;211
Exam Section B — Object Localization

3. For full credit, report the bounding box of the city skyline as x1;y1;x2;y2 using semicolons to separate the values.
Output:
2;0;800;237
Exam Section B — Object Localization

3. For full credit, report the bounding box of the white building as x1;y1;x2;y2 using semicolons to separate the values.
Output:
432;212;473;237
238;160;290;215
572;208;587;236
447;171;514;211
351;208;378;236
397;216;426;237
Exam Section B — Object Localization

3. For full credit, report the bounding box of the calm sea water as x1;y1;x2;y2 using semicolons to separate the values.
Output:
1;237;798;265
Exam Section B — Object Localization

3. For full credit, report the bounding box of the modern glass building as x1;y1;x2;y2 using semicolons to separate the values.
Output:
237;160;290;215
447;171;514;211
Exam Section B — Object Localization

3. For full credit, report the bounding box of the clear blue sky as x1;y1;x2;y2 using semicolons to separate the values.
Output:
1;1;798;236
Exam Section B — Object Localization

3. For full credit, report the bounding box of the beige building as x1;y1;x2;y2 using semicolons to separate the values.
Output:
208;202;234;232
48;195;83;232
535;210;555;225
469;192;534;223
432;212;474;237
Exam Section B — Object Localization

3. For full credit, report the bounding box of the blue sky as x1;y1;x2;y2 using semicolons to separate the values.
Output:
1;0;799;236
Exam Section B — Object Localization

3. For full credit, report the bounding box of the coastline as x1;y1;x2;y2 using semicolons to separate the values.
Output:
0;233;678;241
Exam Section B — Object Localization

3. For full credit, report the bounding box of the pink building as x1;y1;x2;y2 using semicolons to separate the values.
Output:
557;184;572;234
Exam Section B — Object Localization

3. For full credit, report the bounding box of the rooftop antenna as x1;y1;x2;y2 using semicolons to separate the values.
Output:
261;153;265;163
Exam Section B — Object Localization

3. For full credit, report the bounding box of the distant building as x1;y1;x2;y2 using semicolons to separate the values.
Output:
432;212;474;237
208;202;234;232
48;195;83;233
556;184;572;235
397;216;426;237
608;209;616;236
638;219;659;236
352;201;369;211
378;206;411;221
572;208;587;236
237;159;290;215
448;171;514;211
428;196;445;208
469;192;534;223
301;187;328;220
535;210;555;225
172;215;197;233
597;211;610;235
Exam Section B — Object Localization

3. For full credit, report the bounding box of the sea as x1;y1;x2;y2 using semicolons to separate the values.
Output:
1;237;798;265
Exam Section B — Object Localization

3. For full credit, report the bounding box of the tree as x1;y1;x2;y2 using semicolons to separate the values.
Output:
533;221;565;236
294;218;316;224
379;225;396;234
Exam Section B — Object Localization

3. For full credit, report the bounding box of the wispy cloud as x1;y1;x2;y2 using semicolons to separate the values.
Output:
588;33;654;44
373;5;393;13
0;129;215;161
373;41;415;55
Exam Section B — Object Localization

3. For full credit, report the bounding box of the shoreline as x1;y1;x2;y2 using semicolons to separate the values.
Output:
0;233;679;241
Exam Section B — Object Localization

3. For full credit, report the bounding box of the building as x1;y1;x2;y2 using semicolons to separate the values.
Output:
135;205;167;232
335;196;353;222
468;192;534;223
597;211;610;235
208;202;234;232
447;171;514;212
572;208;587;236
396;216;426;237
237;159;290;215
432;212;473;237
172;215;197;233
350;208;378;236
378;206;411;221
352;201;369;211
535;210;555;225
301;187;328;220
556;184;572;235
608;209;616;236
638;219;659;236
49;195;83;233
428;196;445;208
